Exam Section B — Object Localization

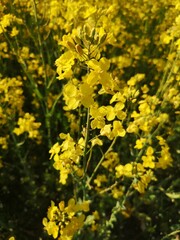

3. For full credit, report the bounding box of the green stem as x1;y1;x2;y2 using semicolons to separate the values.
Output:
32;0;48;86
161;230;180;240
87;137;117;187
83;108;90;174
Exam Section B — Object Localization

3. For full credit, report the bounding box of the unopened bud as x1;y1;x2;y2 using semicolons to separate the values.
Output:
74;36;82;45
90;28;96;39
84;25;91;35
75;44;84;55
99;33;107;45
67;41;75;50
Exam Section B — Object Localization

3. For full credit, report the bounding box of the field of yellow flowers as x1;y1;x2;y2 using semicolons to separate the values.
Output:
0;0;180;239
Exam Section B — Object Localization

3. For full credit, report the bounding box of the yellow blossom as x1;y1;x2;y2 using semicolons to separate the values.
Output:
10;27;19;37
116;163;133;178
134;138;146;149
112;120;126;137
94;174;107;187
13;113;41;139
43;198;90;239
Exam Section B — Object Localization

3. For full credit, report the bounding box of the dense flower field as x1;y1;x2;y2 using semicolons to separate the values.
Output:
0;0;180;239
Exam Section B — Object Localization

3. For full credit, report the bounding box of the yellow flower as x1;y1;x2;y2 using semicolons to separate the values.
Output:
79;82;94;108
94;174;107;187
134;138;146;149
49;142;61;159
133;170;154;193
13;113;41;139
142;155;155;168
142;146;155;168
90;105;106;129
91;137;103;147
43;198;90;239
55;51;75;80
116;163;133;178
100;124;112;138
43;218;59;239
87;57;110;72
112;186;124;199
112;120;126;137
156;145;173;169
105;106;116;121
10;27;19;37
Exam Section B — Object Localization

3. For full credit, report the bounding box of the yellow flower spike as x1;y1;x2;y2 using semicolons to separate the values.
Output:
59;168;70;185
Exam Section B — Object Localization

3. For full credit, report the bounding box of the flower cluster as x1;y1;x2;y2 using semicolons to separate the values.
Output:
43;198;90;239
13;113;41;140
49;133;85;184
